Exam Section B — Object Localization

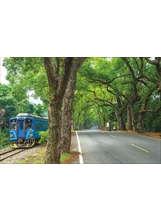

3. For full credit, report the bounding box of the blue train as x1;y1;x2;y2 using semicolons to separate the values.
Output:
9;113;48;148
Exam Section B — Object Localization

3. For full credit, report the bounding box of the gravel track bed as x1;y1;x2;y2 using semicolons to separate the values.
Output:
0;145;46;164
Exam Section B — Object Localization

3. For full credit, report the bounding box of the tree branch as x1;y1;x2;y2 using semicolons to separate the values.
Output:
144;57;160;65
42;57;58;86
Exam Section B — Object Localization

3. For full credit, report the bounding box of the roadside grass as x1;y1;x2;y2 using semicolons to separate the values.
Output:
19;149;80;164
19;149;46;164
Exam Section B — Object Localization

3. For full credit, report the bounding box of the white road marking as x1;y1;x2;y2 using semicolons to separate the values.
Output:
76;131;84;164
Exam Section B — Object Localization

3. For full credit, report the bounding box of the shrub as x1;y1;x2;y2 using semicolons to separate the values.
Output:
0;128;10;148
38;130;48;144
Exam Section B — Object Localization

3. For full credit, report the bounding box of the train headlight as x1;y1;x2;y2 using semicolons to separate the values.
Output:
10;134;13;137
30;133;33;137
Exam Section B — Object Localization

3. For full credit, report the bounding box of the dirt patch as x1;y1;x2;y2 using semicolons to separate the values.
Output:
61;151;80;164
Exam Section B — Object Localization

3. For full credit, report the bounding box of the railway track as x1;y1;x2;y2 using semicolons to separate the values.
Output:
0;148;28;162
0;143;46;163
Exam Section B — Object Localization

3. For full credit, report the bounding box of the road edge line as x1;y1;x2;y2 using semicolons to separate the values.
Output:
76;131;84;164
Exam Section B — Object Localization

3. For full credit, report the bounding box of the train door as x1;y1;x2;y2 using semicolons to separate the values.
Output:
17;120;25;138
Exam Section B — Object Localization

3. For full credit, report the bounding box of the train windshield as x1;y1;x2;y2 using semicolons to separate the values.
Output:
10;119;17;130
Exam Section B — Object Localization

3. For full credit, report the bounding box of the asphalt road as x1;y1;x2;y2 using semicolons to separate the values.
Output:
77;128;161;164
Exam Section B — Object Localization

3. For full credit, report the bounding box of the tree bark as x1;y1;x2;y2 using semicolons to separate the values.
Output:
43;57;73;164
138;112;146;133
43;57;86;163
0;109;5;128
60;58;86;155
115;96;126;130
130;102;137;132
116;112;126;130
127;105;133;131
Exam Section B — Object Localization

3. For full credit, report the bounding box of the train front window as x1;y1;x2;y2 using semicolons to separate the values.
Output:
10;119;17;130
25;119;32;130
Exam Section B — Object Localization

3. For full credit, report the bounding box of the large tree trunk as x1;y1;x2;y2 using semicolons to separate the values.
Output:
115;96;126;131
130;103;137;132
60;77;76;155
127;105;133;131
0;109;5;129
45;94;62;163
116;112;126;131
60;58;86;155
43;57;73;164
43;57;86;163
138;112;146;133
